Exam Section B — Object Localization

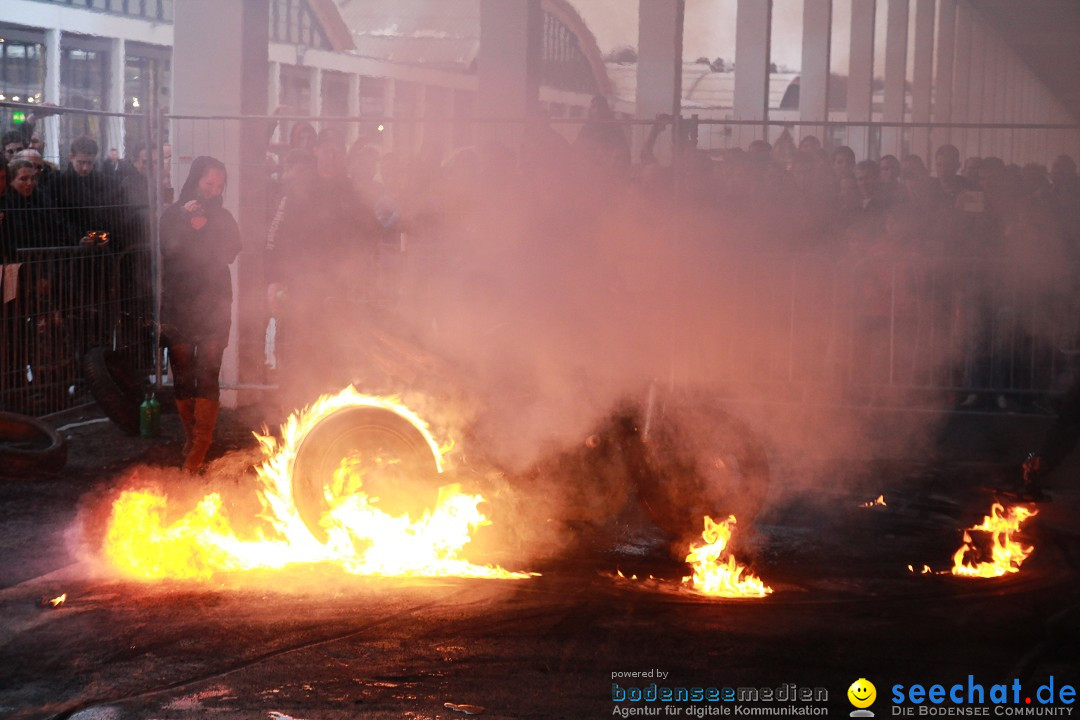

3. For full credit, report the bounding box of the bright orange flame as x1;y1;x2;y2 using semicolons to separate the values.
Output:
860;495;887;508
951;503;1038;578
681;515;772;598
49;593;66;607
103;387;532;582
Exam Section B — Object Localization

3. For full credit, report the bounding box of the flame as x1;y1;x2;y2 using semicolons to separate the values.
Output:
103;387;531;582
951;503;1038;578
681;515;772;598
49;593;66;607
860;494;887;508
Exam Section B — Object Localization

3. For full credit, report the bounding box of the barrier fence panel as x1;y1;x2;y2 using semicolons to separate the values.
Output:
1;104;157;416
4;104;1079;417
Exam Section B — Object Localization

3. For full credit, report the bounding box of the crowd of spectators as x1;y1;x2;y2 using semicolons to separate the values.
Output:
0;125;158;411
0;128;157;261
3;98;1080;412
258;101;1080;408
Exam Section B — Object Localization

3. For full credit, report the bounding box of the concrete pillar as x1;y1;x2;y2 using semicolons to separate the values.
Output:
1020;70;1034;163
268;62;281;113
44;28;61;166
968;18;986;156
952;2;973;160
848;0;875;159
1005;55;1019;162
910;0;934;164
734;0;772;147
107;37;126;159
996;46;1010;159
383;78;396;151
989;38;1005;158
930;0;956;155
477;0;542;148
173;0;270;406
416;84;432;154
1038;86;1050;164
347;73;361;147
881;0;908;157
267;62;282;144
636;0;684;164
309;67;322;121
799;0;831;144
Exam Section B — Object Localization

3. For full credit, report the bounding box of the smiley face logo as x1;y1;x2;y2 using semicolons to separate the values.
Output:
847;678;877;709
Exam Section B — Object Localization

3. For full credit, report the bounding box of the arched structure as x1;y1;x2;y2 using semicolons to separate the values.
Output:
540;0;613;97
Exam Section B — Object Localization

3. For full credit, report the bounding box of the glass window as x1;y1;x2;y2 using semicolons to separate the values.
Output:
60;46;108;151
123;54;168;149
0;39;46;130
279;64;311;116
321;70;349;138
270;0;329;49
28;0;172;22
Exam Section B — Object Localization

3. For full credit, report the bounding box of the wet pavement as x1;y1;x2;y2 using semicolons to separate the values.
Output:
1;404;1078;719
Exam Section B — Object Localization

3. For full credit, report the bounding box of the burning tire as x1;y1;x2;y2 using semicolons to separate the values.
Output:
291;405;443;544
637;403;770;543
0;411;68;475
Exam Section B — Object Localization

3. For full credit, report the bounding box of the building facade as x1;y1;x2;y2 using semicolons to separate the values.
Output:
1;0;612;165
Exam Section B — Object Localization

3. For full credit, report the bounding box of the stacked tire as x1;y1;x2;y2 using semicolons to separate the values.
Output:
0;412;67;475
82;347;174;436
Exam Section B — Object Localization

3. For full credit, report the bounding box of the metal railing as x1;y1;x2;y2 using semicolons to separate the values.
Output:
4;105;1080;416
1;247;154;414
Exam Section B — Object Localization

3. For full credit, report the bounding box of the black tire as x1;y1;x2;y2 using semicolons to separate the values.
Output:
291;405;442;544
82;347;145;436
637;402;770;543
0;411;68;475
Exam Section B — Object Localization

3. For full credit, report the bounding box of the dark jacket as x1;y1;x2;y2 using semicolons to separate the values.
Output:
264;174;380;295
159;198;242;344
0;188;66;252
46;168;128;250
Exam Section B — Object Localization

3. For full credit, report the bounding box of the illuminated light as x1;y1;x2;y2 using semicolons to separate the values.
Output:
12;111;26;124
131;97;140;108
49;593;66;607
377;124;385;132
0;94;6;101
12;96;20;102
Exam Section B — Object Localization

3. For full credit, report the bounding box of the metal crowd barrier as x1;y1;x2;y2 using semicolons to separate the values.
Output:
0;247;155;416
677;249;1079;407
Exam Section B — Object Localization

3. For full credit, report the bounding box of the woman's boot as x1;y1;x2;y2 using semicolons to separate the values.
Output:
183;398;220;473
176;399;196;458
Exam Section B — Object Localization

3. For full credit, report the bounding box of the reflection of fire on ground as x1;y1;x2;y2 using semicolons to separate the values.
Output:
102;388;532;582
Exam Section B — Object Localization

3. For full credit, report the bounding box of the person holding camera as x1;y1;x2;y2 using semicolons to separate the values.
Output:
160;156;241;472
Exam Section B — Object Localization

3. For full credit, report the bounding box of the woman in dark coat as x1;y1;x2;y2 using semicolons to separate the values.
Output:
1;158;65;251
160;156;241;472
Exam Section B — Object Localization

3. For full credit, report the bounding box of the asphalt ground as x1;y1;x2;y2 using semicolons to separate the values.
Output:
0;404;1077;720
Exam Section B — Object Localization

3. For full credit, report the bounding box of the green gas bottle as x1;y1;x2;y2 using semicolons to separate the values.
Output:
140;392;161;438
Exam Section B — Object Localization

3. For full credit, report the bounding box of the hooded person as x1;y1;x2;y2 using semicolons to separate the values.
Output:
159;156;242;472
